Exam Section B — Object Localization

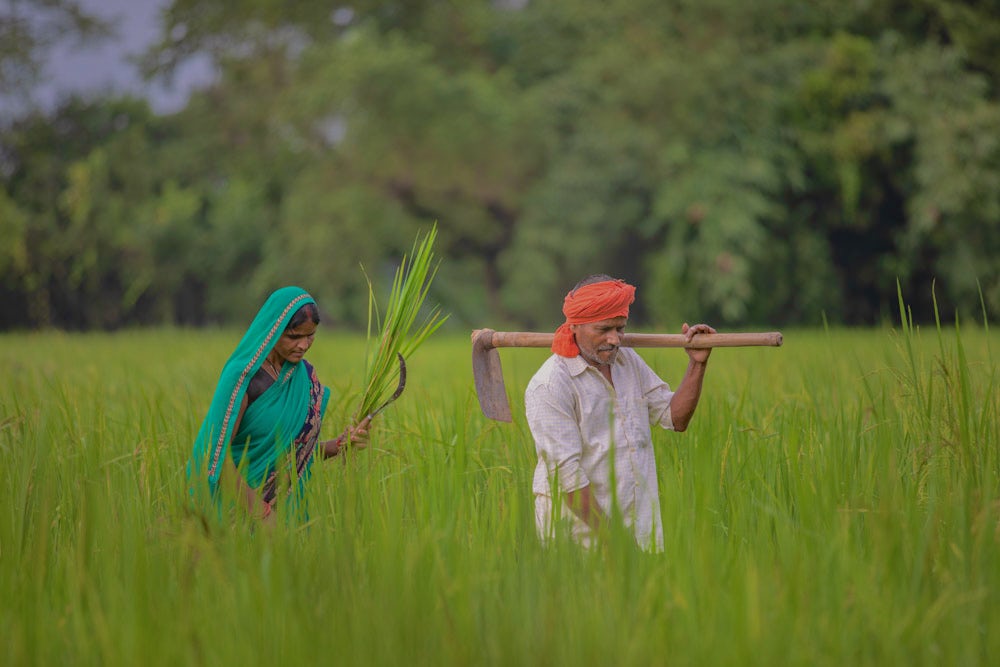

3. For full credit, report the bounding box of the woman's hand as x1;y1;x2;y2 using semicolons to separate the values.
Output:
260;500;276;525
344;415;372;450
321;415;373;458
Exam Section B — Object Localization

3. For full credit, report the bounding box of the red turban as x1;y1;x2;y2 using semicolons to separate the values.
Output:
552;279;636;357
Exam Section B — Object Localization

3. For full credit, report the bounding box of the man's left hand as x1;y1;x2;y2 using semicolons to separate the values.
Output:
682;322;717;363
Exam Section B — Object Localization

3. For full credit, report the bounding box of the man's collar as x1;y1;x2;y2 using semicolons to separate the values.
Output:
563;351;623;377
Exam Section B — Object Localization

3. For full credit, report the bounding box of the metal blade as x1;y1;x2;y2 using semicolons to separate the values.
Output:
368;353;407;419
472;329;512;422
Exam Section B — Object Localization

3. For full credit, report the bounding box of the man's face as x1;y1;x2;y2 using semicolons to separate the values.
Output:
571;316;627;367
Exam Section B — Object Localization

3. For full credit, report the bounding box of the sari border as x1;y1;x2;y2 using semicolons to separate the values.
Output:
208;293;311;480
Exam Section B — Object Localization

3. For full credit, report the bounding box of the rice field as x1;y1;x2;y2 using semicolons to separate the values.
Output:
2;316;999;666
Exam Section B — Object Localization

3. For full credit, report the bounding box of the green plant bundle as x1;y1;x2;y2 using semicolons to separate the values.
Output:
356;224;448;422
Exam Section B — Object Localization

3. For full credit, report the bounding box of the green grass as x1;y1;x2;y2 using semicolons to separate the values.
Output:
2;322;999;666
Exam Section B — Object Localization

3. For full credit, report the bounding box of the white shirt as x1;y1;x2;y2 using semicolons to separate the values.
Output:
525;347;675;551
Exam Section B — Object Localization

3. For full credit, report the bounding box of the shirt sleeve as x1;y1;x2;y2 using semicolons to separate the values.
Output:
638;358;675;430
525;377;591;494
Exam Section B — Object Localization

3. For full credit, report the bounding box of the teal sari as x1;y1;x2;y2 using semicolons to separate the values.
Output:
189;286;332;507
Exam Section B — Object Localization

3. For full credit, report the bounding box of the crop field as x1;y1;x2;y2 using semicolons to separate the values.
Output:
2;317;999;666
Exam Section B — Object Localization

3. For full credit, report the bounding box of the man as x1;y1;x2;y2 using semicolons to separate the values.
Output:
525;275;716;551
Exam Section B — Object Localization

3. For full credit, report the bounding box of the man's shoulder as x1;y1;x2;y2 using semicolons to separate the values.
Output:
526;354;585;393
527;354;567;387
615;347;665;389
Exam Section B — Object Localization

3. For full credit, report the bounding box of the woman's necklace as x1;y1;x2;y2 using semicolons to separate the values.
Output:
264;358;281;380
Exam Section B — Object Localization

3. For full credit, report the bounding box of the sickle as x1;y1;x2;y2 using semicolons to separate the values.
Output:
367;353;407;419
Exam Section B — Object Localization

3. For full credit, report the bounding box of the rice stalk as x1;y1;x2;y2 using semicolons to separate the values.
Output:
356;224;448;421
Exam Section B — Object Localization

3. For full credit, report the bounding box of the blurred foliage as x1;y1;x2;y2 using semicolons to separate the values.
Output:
0;0;110;97
1;0;998;330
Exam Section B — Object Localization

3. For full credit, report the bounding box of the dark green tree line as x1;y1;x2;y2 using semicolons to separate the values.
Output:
2;0;998;330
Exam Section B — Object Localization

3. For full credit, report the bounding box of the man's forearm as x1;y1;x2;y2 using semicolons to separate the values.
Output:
670;358;708;431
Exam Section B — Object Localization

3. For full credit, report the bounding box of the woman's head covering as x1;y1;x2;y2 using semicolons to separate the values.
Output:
552;279;636;357
189;286;317;491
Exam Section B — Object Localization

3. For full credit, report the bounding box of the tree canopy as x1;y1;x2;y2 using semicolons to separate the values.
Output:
2;0;998;330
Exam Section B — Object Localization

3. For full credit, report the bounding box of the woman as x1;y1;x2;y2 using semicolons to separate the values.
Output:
189;286;369;521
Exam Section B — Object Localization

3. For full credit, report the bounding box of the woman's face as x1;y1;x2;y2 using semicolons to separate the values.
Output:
273;320;317;364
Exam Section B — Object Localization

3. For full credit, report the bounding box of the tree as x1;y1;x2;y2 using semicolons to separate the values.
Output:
1;97;158;327
0;0;110;110
3;0;1000;330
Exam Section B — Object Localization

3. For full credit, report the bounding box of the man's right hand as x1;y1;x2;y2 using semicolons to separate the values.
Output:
565;485;607;533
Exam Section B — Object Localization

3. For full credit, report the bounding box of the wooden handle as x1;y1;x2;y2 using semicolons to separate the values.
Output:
622;332;783;348
473;329;782;350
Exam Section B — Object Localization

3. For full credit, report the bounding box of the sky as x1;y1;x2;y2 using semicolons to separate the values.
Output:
30;0;214;114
